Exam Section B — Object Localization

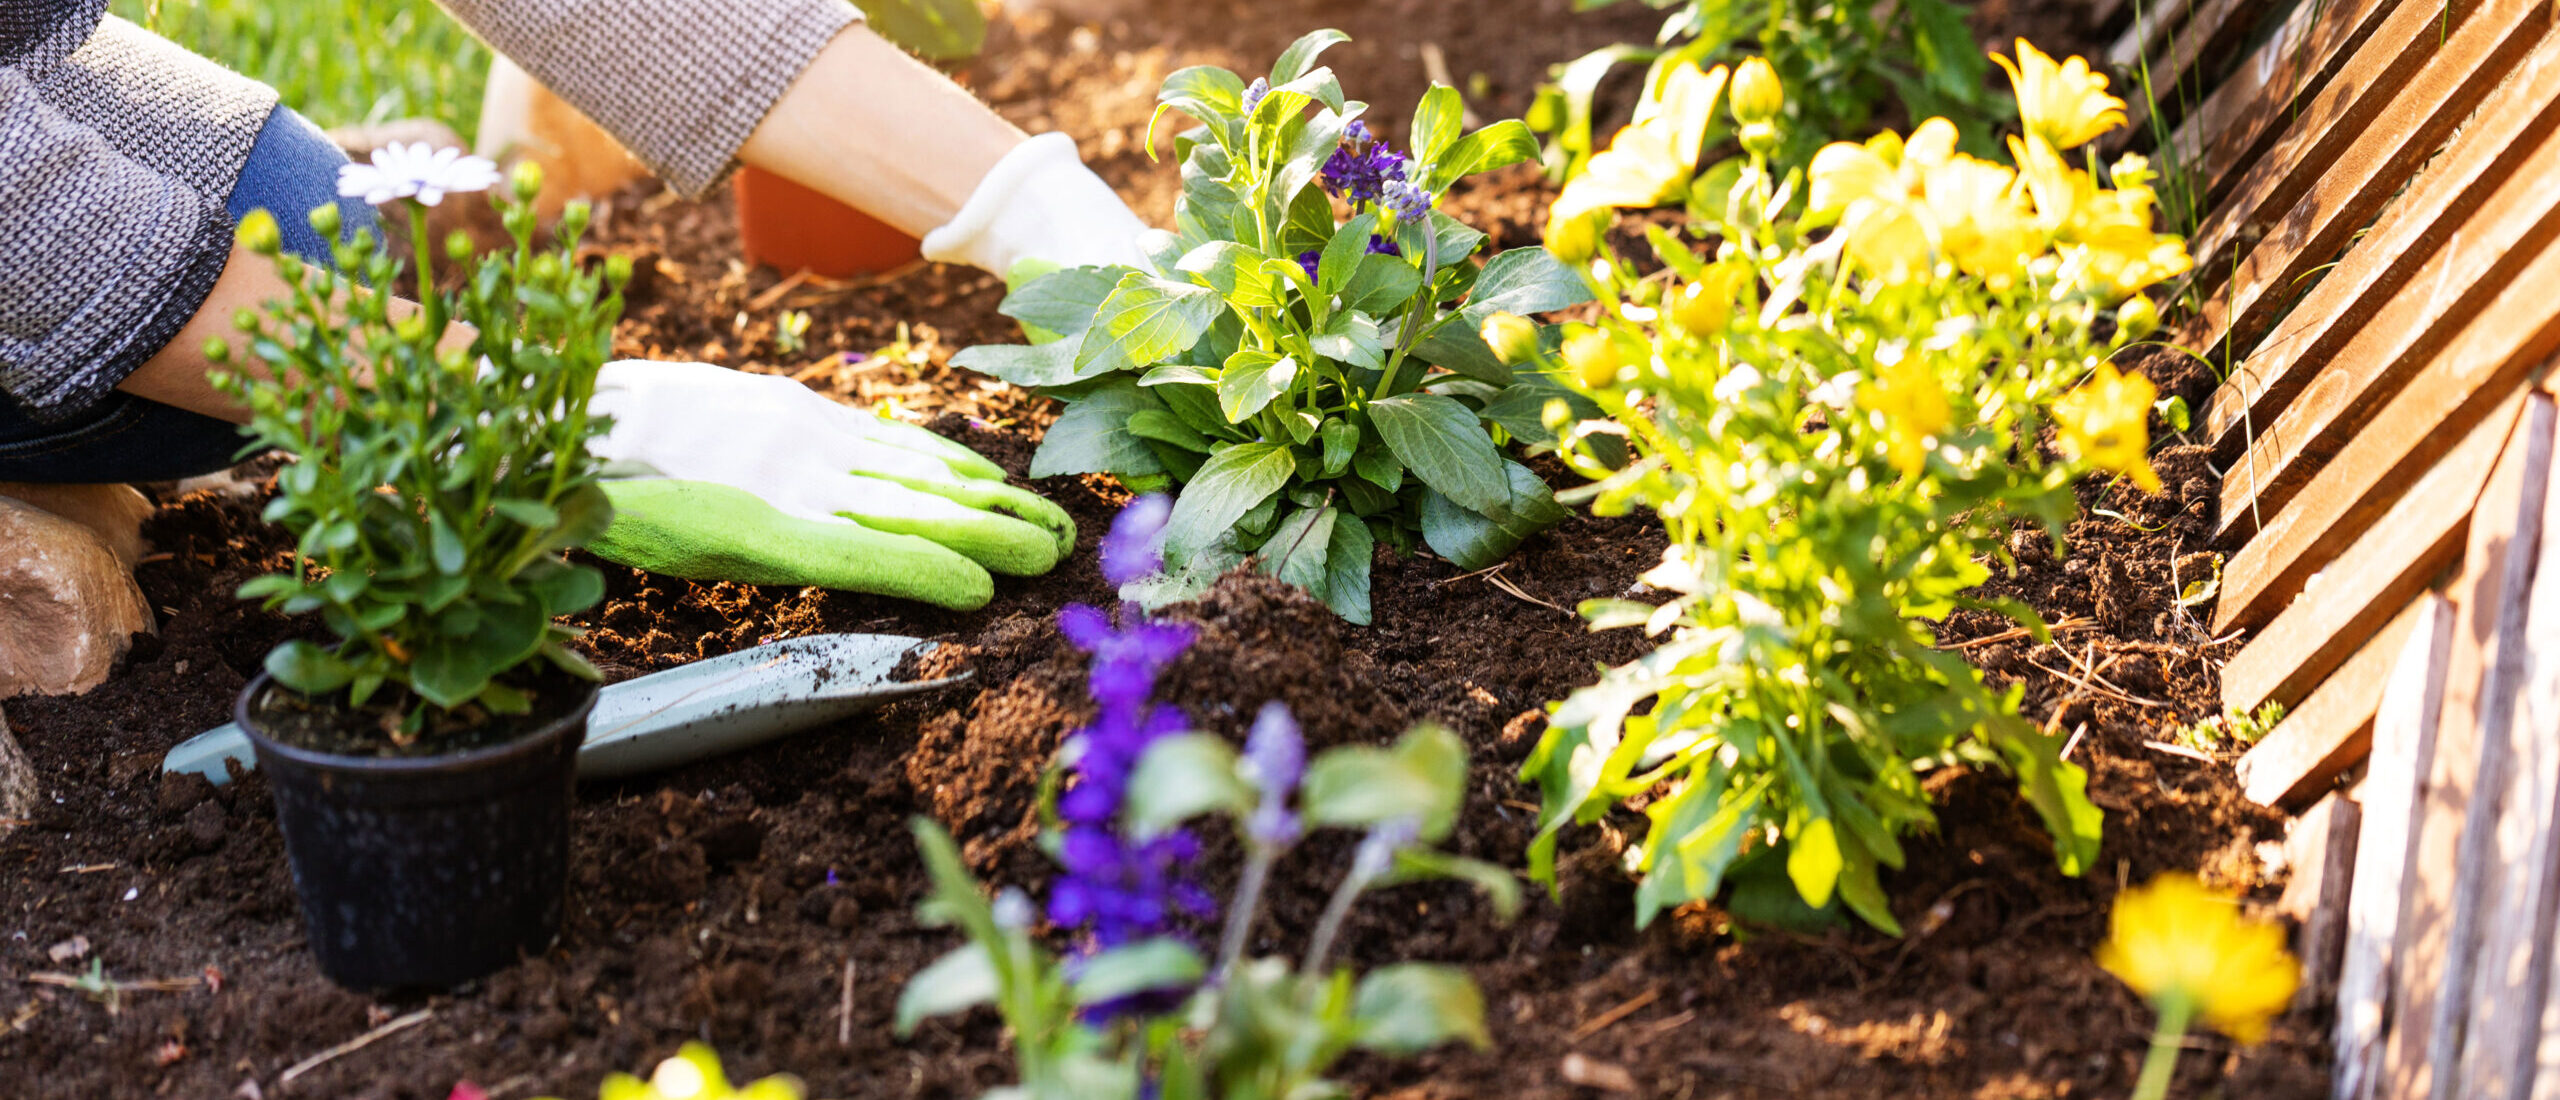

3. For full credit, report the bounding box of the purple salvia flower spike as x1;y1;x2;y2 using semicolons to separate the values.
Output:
1100;493;1174;585
1241;77;1271;115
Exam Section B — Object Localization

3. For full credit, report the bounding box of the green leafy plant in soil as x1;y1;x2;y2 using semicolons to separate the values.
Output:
1517;45;2191;931
956;30;1595;624
215;165;628;749
122;0;490;142
1529;0;2005;179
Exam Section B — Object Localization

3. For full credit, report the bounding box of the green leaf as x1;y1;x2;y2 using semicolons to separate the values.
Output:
265;639;354;695
1124;733;1252;836
1030;379;1167;479
1302;723;1468;840
1128;409;1213;453
1319;212;1383;295
1419;459;1570;570
1260;505;1338;599
1413;319;1513;386
855;0;986;61
1178;242;1283;310
999;265;1126;336
1352;965;1489;1052
1323;514;1375;625
1070;939;1207;1008
894;945;999;1035
954;340;1083;388
1318;419;1361;477
1369;393;1509;514
1410;85;1464;167
1309;312;1387;371
1420;120;1541;191
1351;444;1404;494
427;509;466;575
1382;849;1523;920
1270;28;1351;85
1983;713;2104;878
490;498;559;528
1787;815;1845;910
1217;349;1299;422
1162;442;1297;561
1075;273;1227;376
1341;252;1425;316
1465;248;1593;317
1156;64;1249;125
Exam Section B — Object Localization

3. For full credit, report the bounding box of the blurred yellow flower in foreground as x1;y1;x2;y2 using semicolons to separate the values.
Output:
2097;873;2298;1045
1993;39;2125;151
559;1042;803;1100
1859;353;1951;477
1545;62;1730;258
2052;362;2164;493
1810;118;2038;286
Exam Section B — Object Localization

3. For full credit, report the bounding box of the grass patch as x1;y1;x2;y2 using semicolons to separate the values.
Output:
117;0;488;142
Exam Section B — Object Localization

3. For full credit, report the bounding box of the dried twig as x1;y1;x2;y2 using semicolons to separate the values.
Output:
2061;722;2090;762
1487;570;1568;613
278;1008;431;1084
2141;739;2216;764
1569;987;1661;1041
837;958;857;1048
1938;616;2097;650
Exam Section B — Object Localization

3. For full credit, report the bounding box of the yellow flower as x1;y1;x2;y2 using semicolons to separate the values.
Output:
543;1042;804;1100
1922;153;2037;288
1546;63;1729;253
1670;264;1749;337
2097;874;2299;1044
1563;327;1625;388
1812;119;2042;285
1731;57;1783;126
1992;39;2126;151
1857;352;1950;477
2053;362;2164;493
1481;312;1541;364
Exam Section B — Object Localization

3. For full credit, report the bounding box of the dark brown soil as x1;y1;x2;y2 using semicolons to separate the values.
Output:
1;3;2325;1098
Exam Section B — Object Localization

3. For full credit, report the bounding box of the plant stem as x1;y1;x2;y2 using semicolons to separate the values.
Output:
2131;998;2195;1100
1299;859;1375;977
1212;844;1277;986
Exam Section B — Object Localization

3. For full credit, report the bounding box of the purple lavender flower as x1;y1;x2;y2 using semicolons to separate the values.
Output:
1099;492;1173;586
1242;702;1305;847
1241;77;1271;115
1296;250;1322;282
1321;129;1408;208
1366;235;1401;257
1379;180;1436;225
1342;119;1374;145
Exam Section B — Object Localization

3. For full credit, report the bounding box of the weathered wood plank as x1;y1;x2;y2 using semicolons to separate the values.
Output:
2234;595;2436;808
2215;382;2522;641
2382;393;2554;1100
2183;0;2521;319
2107;0;2196;74
2461;405;2560;1098
2283;791;2363;1010
2166;0;2421;200
2111;0;2280;140
2190;20;2560;429
2332;594;2456;1100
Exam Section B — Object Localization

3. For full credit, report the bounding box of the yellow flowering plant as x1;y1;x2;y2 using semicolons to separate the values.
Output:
2098;874;2300;1098
1517;43;2188;932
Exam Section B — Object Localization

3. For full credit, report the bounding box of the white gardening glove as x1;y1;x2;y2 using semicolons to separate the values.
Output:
583;361;1076;609
921;132;1155;277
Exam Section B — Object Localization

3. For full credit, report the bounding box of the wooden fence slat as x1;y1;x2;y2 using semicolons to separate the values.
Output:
2214;383;2523;642
2235;596;2435;808
2460;406;2560;1098
2183;0;2515;320
2333;593;2457;1100
2191;19;2560;428
2108;0;2197;73
2382;393;2555;1100
2284;791;2364;1009
2169;0;2447;204
2112;0;2285;142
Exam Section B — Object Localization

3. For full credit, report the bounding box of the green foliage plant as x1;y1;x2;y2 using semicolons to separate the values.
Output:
897;720;1518;1100
124;0;490;141
1517;48;2194;932
955;31;1596;623
1531;0;2005;179
216;166;628;749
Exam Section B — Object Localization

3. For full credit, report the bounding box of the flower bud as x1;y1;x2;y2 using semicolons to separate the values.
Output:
530;253;565;287
1670;279;1731;337
559;200;592;241
202;337;230;364
1739;122;1781;159
235;209;282;256
305;202;341;240
510;160;545;203
232;308;259;333
1526;85;1567;133
2115;294;2160;343
1563;328;1623;389
396;314;431;344
605;253;635;289
1481;312;1541;365
1540;396;1573;432
438;230;470;263
1731;58;1784;126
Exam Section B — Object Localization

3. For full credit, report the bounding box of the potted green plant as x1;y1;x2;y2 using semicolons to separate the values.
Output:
213;151;628;989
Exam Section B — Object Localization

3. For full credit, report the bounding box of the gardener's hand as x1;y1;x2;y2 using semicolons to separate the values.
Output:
921;133;1160;278
583;360;1075;611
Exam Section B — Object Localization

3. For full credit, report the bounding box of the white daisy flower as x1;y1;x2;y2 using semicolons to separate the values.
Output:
335;143;502;207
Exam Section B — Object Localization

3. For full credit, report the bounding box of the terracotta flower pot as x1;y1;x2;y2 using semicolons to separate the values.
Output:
733;165;922;278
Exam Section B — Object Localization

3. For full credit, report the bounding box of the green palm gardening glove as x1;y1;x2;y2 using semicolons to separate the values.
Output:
585;360;1074;611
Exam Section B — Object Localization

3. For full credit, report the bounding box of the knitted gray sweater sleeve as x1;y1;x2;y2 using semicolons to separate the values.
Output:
433;0;858;197
0;4;278;417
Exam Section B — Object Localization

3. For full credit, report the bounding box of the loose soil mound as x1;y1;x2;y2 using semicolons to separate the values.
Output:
2;3;2328;1097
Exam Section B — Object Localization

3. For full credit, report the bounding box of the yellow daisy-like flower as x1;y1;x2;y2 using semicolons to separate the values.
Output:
2053;362;2164;493
1992;39;2126;151
1858;352;1951;477
555;1042;804;1100
1810;119;1962;283
1545;62;1730;257
2096;874;2299;1044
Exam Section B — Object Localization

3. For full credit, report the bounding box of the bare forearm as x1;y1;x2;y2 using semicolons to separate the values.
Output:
736;24;1024;238
119;244;469;423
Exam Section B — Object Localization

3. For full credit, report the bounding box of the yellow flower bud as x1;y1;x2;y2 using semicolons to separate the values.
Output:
2115;295;2160;344
1563;328;1623;389
1731;58;1783;127
510;160;545;203
446;230;475;263
305;202;341;240
606;253;636;289
1739;121;1780;159
1671;265;1746;337
235;208;282;256
396;314;432;345
1481;312;1541;364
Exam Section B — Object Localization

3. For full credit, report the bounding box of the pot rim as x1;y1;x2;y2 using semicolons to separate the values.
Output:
234;670;598;776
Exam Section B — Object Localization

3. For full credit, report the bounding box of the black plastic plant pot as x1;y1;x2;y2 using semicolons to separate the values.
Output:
236;672;593;991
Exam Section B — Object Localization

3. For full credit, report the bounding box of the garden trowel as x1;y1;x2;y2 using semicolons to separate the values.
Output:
162;633;968;785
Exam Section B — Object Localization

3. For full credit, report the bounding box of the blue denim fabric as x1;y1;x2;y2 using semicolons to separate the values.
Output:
0;104;376;483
